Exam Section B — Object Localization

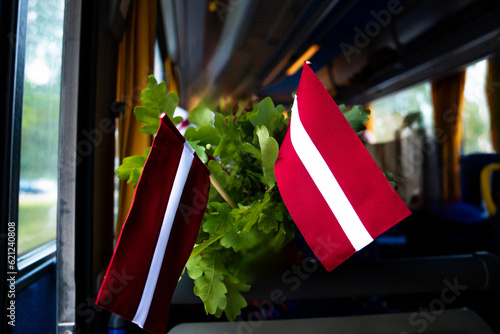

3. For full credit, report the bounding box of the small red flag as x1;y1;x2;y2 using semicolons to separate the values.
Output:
275;62;411;271
96;114;210;334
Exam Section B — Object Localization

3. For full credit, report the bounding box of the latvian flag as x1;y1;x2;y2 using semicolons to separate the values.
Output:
96;114;210;334
275;62;411;272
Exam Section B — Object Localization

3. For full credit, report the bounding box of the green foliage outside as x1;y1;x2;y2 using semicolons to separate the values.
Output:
18;197;57;255
369;83;432;143
461;59;494;155
20;0;64;180
462;98;494;155
116;75;374;321
21;85;60;180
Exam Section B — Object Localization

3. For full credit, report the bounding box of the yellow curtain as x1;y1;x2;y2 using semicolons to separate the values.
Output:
486;54;500;153
164;56;179;95
116;0;157;236
432;70;466;203
364;104;375;133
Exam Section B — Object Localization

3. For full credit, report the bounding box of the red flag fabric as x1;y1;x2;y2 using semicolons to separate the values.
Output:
275;62;411;272
96;114;210;334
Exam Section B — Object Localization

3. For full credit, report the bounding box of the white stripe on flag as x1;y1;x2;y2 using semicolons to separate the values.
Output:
132;141;195;327
290;95;373;251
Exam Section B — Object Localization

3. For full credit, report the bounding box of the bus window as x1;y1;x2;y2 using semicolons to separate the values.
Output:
462;59;494;155
18;0;65;255
368;82;433;144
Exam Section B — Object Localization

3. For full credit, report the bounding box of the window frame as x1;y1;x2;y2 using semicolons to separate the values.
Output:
1;0;86;332
15;0;69;283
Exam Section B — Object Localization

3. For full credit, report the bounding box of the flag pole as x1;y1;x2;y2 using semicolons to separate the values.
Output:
209;174;237;209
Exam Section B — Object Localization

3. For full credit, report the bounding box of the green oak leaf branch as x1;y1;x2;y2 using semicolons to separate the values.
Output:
115;75;388;321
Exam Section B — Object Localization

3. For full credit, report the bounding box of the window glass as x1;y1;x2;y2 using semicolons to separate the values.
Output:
18;0;65;255
369;83;433;143
154;40;165;83
462;59;494;154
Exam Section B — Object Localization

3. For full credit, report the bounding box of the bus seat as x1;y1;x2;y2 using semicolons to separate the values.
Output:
480;162;500;216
